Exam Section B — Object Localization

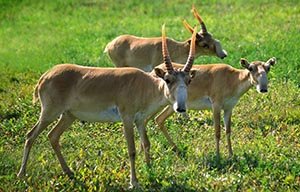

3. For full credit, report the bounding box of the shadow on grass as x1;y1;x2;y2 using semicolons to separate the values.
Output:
199;151;260;173
15;150;298;191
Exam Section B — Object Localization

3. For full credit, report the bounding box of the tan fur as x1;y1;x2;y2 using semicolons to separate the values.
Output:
36;65;167;115
154;58;276;161
18;64;193;188
104;8;227;72
105;35;190;71
18;25;198;188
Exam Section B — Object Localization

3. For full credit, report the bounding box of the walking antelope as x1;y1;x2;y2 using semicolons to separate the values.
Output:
153;57;276;161
17;25;197;188
104;6;227;72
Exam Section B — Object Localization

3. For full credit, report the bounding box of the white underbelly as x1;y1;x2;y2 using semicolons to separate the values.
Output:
71;106;121;122
188;97;212;110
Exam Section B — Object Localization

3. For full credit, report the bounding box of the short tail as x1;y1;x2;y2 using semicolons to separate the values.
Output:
32;84;39;104
32;71;48;104
103;42;110;53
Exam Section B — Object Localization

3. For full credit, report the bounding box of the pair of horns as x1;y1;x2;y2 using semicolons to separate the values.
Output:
183;5;207;34
162;24;197;73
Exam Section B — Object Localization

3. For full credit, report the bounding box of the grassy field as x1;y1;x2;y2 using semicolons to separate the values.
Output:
0;0;299;191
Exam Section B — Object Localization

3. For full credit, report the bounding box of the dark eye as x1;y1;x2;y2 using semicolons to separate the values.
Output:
203;44;209;49
265;66;270;72
165;78;171;84
248;65;256;72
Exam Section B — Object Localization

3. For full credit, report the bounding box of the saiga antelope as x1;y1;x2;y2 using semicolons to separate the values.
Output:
104;6;227;72
154;57;276;161
17;25;197;188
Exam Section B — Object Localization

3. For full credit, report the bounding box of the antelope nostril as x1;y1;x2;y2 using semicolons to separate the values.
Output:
176;108;186;113
220;54;227;59
260;89;268;93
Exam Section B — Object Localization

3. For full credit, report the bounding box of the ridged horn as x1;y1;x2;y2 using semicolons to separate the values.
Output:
183;26;197;72
183;20;194;34
183;19;202;39
161;24;173;73
192;5;207;33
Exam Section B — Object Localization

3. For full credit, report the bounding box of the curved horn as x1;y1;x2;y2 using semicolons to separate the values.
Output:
183;26;197;72
182;20;194;34
183;19;202;40
192;6;207;33
161;24;173;73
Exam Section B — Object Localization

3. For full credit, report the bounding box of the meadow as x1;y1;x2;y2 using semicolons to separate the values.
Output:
0;0;299;191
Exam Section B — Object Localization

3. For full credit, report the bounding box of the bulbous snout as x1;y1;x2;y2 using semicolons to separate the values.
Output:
256;72;268;93
256;82;268;93
260;88;268;93
173;102;187;114
220;51;227;59
176;106;186;113
215;40;227;59
173;85;188;114
218;49;227;59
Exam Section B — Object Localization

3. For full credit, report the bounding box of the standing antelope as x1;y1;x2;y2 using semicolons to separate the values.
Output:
17;25;197;188
104;6;227;72
154;57;276;161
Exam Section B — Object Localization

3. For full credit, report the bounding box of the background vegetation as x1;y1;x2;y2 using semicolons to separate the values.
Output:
0;0;299;191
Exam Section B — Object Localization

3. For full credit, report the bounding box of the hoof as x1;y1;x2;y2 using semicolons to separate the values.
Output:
129;180;141;189
172;146;180;154
173;146;187;158
65;170;75;179
145;156;153;166
17;170;26;178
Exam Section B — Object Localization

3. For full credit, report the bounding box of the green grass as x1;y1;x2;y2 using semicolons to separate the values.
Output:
0;0;299;191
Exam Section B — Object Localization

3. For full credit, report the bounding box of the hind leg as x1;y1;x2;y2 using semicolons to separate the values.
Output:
17;106;63;178
48;112;75;177
224;108;233;157
212;104;222;163
135;117;151;165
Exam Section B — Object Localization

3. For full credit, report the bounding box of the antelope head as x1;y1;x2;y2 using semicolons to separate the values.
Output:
240;57;276;93
154;24;197;113
183;6;227;59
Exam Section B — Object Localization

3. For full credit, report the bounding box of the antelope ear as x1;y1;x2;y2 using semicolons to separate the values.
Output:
187;39;191;45
266;57;276;66
240;58;250;69
187;37;201;46
190;70;197;79
154;67;166;78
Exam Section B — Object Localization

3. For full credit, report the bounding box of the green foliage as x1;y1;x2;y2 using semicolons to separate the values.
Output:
0;0;299;191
